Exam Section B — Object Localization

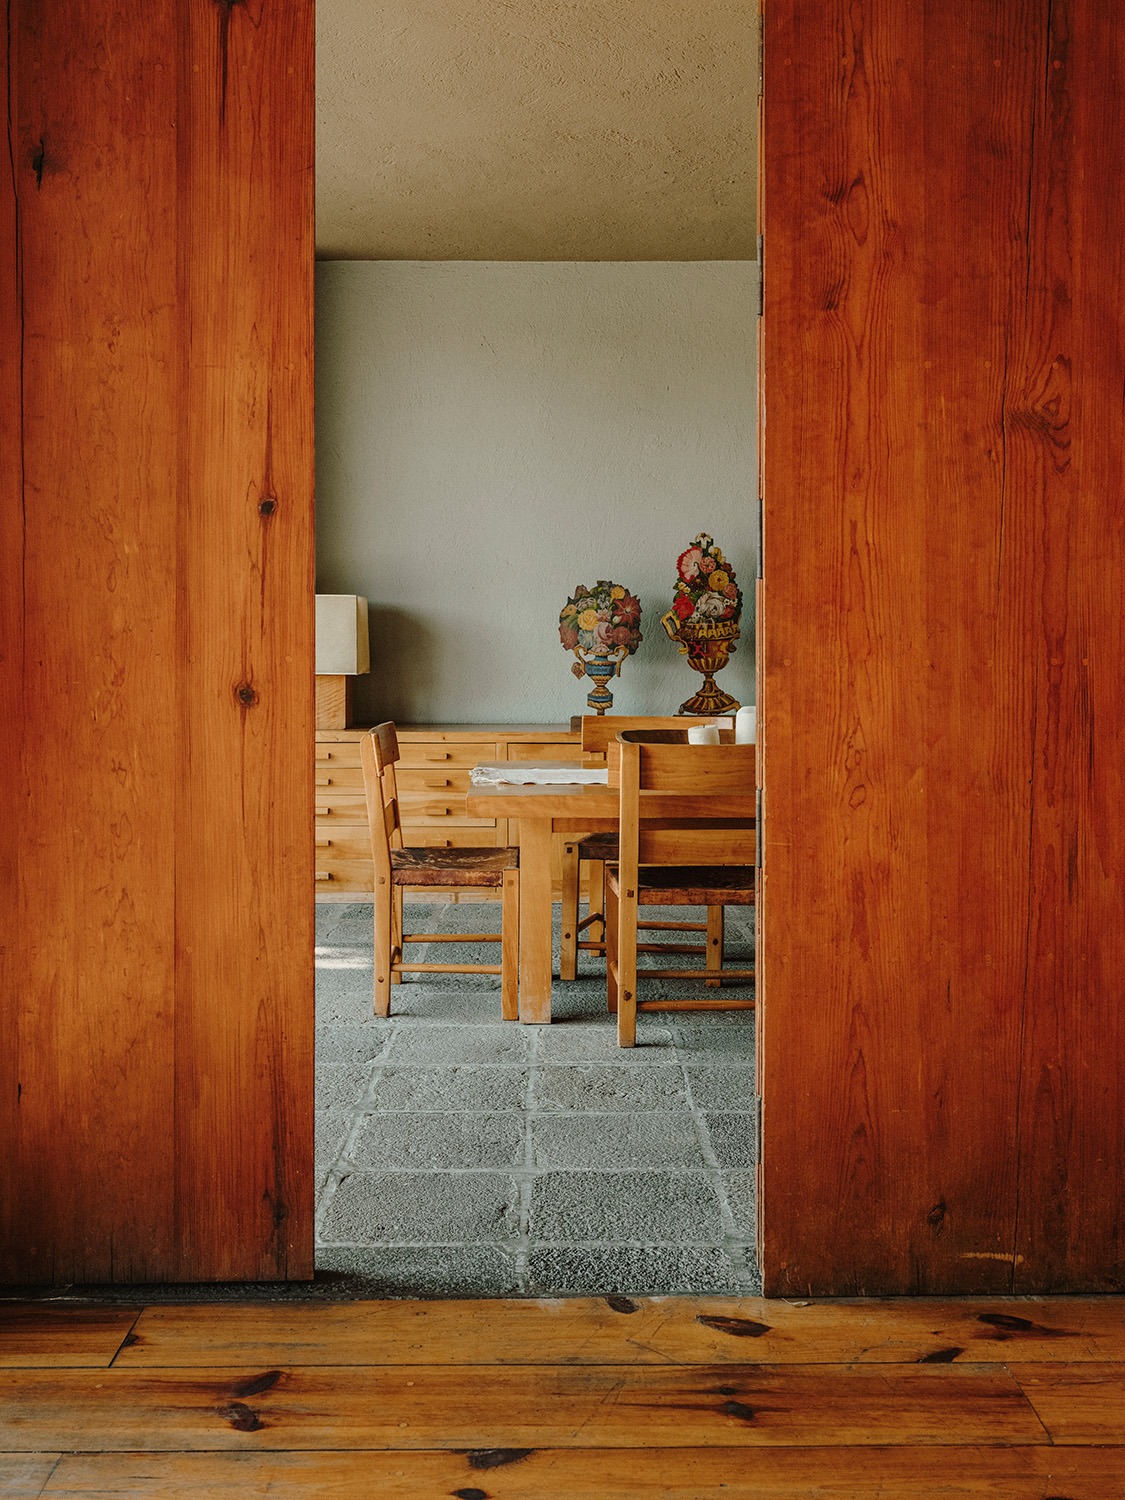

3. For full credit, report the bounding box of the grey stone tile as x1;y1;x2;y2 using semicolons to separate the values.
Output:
671;1016;757;1061
315;962;377;1025
535;1064;686;1113
349;1112;524;1170
724;1171;757;1238
383;985;515;1024
527;1244;743;1296
370;1065;530;1112
315;1115;350;1179
530;1171;725;1242
535;1022;675;1062
686;1065;756;1111
321;1171;521;1244
383;1026;531;1066
316;1022;391;1068
531;1114;705;1170
317;1062;375;1113
703;1113;758;1169
316;1243;520;1296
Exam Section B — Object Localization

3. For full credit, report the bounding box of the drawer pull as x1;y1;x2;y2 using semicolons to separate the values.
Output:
315;870;333;882
315;774;333;786
316;836;331;848
424;777;451;788
315;748;333;763
424;750;451;761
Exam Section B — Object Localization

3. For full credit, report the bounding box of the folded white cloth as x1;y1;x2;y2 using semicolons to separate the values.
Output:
470;762;609;786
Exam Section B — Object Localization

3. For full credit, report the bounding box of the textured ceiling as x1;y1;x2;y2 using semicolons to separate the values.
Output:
316;0;756;261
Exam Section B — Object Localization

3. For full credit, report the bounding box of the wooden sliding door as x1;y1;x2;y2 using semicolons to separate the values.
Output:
0;0;314;1282
760;0;1125;1293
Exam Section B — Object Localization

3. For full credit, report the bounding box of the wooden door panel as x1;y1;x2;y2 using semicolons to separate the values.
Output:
761;0;1125;1293
0;0;314;1282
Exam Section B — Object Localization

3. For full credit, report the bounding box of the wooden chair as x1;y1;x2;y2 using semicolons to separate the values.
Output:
360;722;519;1019
605;729;755;1046
559;714;731;981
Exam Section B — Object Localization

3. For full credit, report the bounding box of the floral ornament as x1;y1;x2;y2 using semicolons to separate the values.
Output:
560;579;643;714
559;580;643;663
671;533;743;629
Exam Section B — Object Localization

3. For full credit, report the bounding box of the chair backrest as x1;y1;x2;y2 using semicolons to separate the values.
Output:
580;713;731;757
360;722;404;881
614;729;756;874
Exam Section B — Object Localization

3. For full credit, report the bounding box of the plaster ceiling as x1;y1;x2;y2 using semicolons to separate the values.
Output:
316;0;756;261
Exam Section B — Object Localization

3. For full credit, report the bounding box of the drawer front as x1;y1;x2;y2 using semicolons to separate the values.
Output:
315;859;373;893
315;739;362;768
397;793;492;827
506;740;583;762
397;741;494;769
399;825;502;851
315;793;368;824
315;765;366;793
315;831;372;863
395;766;474;795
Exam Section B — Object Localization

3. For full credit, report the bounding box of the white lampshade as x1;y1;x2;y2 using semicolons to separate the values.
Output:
315;594;371;675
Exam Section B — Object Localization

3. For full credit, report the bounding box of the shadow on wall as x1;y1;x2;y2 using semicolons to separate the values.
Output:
353;607;438;726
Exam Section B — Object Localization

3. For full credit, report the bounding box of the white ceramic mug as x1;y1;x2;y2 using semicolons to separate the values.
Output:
687;723;720;745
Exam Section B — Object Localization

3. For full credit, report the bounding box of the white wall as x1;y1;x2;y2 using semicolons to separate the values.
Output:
315;261;756;724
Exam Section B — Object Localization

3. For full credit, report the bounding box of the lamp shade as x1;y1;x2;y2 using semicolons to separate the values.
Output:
315;594;371;675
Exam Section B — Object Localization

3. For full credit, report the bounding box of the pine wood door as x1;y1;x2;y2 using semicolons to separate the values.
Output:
0;0;315;1282
760;0;1125;1294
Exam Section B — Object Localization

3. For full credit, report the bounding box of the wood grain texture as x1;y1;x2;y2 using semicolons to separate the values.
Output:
0;1307;138;1369
761;0;1125;1293
28;1447;1125;1500
5;0;181;1284
172;0;315;1281
0;0;314;1282
0;0;23;1287
1016;1364;1125;1445
0;1364;1046;1451
115;1295;1125;1368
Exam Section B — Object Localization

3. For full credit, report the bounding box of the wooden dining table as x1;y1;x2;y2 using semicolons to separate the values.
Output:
465;777;618;1023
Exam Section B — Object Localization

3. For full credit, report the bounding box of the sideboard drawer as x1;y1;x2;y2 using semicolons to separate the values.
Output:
397;740;494;769
402;826;502;850
315;830;372;863
395;766;475;795
314;765;365;792
315;860;375;893
314;794;368;825
506;740;584;762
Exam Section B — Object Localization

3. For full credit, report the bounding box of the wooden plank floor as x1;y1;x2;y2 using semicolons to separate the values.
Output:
0;1297;1123;1498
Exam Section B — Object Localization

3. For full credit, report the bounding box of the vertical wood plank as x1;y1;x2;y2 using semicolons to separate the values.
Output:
0;0;314;1283
0;0;23;1274
3;0;180;1282
1011;0;1125;1290
173;0;315;1278
761;0;1125;1294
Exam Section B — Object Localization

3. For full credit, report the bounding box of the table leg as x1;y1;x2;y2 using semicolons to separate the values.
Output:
518;819;554;1023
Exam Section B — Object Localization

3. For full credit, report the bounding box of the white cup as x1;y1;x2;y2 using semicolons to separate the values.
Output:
687;723;720;745
735;705;757;744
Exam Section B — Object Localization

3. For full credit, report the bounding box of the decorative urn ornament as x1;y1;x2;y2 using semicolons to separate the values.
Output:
661;532;742;715
559;581;643;715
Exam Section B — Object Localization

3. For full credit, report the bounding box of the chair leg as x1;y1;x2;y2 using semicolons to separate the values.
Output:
390;885;404;986
605;880;619;1015
587;859;606;939
705;904;725;988
373;877;395;1018
616;885;638;1048
559;840;580;981
500;868;520;1022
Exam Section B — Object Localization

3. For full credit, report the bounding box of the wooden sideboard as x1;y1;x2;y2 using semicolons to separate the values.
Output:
315;724;581;901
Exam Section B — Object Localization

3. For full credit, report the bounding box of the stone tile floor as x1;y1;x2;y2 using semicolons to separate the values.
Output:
316;898;761;1297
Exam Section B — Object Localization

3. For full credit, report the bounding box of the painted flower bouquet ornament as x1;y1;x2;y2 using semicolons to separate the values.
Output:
559;581;643;715
661;532;743;715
